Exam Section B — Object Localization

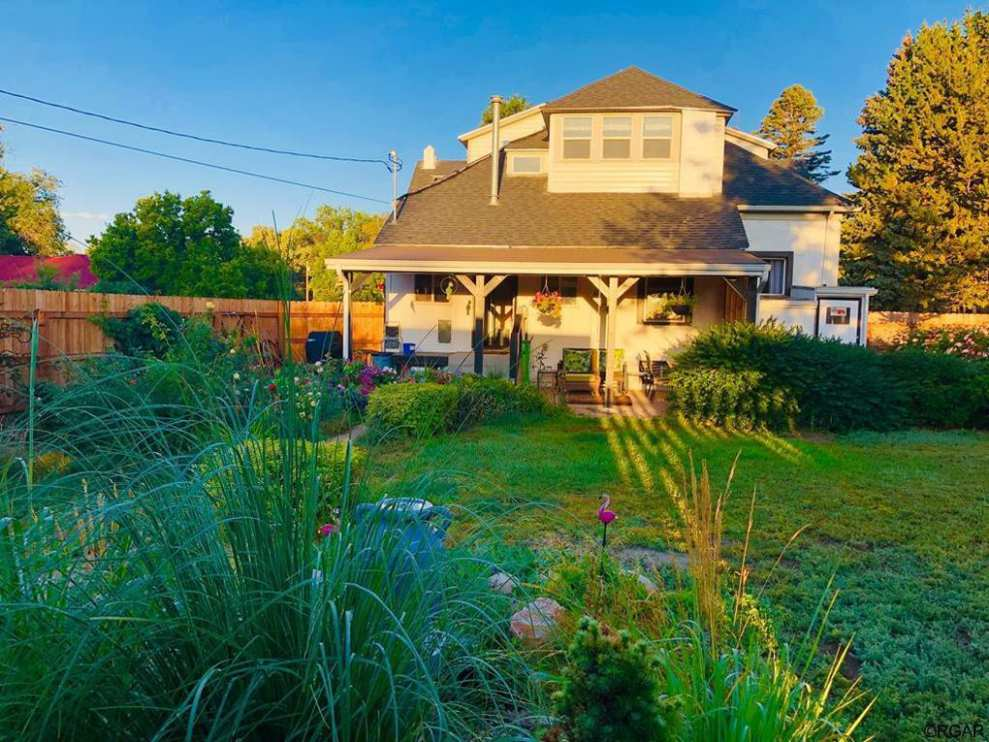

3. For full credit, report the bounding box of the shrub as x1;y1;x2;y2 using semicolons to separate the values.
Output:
667;367;798;430
676;322;902;431
552;616;673;742
890;325;989;360
366;382;460;438
367;377;552;439
454;375;549;427
94;302;185;357
881;348;989;428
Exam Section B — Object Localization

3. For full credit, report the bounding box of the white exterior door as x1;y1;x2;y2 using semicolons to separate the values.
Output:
817;299;861;345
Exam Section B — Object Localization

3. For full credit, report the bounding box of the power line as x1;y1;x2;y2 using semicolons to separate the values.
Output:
0;115;391;205
0;87;394;167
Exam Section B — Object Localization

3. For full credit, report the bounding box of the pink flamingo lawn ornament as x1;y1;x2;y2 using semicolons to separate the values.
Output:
598;494;617;547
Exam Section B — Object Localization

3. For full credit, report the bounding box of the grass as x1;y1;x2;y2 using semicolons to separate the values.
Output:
365;413;989;740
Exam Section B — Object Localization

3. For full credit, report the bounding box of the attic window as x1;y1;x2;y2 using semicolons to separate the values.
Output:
603;117;631;158
643;115;673;159
512;155;542;174
562;117;592;159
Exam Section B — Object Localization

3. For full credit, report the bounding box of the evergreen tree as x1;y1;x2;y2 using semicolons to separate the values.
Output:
843;12;989;311
758;84;839;183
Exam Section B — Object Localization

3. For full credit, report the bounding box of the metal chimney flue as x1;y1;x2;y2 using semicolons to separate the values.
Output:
489;95;502;206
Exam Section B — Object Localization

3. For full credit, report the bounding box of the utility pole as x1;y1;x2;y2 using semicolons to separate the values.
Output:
389;150;399;223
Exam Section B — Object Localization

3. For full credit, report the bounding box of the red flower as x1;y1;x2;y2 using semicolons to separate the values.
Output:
268;383;277;394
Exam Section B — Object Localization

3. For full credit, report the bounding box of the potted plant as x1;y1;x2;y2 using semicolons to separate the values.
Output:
534;289;563;319
670;293;697;316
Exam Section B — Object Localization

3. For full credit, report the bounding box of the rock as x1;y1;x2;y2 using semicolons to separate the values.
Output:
636;573;659;594
616;546;689;572
510;598;564;643
488;571;518;595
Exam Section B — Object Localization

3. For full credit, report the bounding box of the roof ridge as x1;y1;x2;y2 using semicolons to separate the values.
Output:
404;154;492;198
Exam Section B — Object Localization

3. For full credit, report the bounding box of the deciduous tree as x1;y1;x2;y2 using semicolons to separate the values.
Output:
480;94;530;125
842;12;989;311
0;125;68;256
89;191;288;298
758;84;838;183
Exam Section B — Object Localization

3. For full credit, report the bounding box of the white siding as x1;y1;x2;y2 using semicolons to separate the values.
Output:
464;110;547;163
741;213;841;288
547;113;680;193
756;296;817;335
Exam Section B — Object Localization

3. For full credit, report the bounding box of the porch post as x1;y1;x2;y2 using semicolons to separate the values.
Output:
336;268;352;361
604;276;618;404
745;276;759;323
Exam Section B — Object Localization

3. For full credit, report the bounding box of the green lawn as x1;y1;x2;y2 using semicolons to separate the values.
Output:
364;414;989;740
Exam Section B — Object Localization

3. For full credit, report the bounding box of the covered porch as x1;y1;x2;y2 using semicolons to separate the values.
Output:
328;245;769;402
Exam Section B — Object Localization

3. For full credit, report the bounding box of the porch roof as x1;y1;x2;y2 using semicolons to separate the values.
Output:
326;244;770;277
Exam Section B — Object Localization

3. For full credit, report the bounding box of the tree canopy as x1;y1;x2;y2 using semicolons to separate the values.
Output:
0;125;69;256
842;11;989;311
245;205;385;301
88;191;288;299
480;94;530;125
757;84;838;184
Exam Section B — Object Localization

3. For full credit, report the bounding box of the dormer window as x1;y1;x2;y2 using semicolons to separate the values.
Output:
643;115;673;159
562;117;592;159
602;117;632;158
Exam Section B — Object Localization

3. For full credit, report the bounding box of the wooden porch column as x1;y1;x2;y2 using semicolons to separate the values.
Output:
588;275;639;405
455;273;507;375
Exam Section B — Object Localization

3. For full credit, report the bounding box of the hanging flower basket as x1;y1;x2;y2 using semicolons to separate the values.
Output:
534;290;563;319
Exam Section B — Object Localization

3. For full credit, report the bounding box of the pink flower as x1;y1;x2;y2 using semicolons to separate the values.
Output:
318;523;338;537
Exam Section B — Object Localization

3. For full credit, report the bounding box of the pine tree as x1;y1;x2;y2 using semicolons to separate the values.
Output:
758;84;838;183
843;12;989;311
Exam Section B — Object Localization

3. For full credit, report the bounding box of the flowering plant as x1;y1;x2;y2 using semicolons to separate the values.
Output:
891;326;989;360
534;290;563;319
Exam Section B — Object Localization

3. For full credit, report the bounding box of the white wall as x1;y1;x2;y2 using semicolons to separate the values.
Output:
385;273;474;353
678;110;724;196
741;213;841;288
756;296;817;336
464;109;546;162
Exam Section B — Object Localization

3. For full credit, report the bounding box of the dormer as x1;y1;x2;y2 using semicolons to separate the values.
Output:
542;66;734;197
458;104;547;163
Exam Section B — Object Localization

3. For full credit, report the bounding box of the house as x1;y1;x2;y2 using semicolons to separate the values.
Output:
328;66;876;394
0;254;98;289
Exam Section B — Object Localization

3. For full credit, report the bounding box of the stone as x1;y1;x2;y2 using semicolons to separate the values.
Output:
510;598;564;643
616;546;689;572
488;571;518;595
636;573;659;594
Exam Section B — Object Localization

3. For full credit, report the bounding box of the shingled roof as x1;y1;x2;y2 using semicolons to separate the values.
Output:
374;142;845;251
545;66;735;114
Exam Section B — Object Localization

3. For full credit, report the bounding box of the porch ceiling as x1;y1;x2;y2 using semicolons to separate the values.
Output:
326;244;770;277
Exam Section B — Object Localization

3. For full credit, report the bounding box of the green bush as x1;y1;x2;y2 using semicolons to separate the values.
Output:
881;348;989;428
367;377;551;439
94;302;185;357
553;616;673;742
366;382;460;438
454;375;549;428
676;322;902;431
667;367;798;430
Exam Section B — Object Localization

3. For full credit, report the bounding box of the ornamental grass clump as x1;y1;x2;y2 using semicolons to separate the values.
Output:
0;315;540;740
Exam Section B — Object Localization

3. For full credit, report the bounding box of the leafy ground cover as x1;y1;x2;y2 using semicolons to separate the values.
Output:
365;414;989;740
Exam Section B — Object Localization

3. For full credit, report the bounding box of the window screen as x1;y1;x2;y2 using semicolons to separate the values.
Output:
643;115;673;159
562;117;592;159
512;156;542;174
602;117;631;159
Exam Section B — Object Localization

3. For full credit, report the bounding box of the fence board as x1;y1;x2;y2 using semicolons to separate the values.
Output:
0;288;384;411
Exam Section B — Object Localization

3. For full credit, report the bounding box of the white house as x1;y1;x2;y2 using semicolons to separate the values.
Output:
328;66;875;396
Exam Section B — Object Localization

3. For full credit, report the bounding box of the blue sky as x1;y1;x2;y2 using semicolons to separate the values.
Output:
0;0;975;248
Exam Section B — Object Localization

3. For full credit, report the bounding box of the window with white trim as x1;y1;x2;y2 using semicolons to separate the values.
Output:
642;115;673;159
512;155;542;174
602;116;631;159
562;117;592;159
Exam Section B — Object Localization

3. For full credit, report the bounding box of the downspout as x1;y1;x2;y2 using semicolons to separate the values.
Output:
489;95;502;206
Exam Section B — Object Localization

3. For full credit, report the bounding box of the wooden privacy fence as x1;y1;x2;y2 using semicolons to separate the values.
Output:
0;288;383;409
868;311;989;347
